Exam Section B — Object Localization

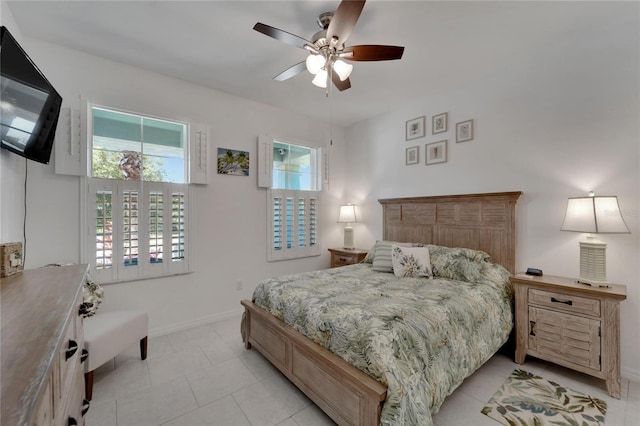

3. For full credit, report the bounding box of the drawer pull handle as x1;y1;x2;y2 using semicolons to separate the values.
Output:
66;340;78;360
82;399;91;416
550;297;573;306
81;348;89;363
529;321;536;336
68;417;78;426
339;257;347;262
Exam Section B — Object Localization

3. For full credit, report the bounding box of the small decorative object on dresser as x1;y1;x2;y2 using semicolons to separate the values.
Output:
328;248;367;268
512;273;627;398
0;241;23;277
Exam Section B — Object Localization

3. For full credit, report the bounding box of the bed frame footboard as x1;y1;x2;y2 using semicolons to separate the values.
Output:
241;300;387;426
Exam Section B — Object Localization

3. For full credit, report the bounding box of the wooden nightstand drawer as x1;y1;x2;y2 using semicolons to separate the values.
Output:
528;306;600;370
332;253;357;266
529;288;600;317
328;248;367;268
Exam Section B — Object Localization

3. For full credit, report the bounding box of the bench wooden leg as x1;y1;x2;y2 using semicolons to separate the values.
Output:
140;336;148;360
84;370;94;401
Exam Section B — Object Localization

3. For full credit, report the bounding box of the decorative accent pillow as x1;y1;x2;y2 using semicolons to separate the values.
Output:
391;245;433;278
372;241;413;272
361;242;378;264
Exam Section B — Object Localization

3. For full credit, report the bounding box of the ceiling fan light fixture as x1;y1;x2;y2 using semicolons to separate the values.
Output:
312;68;328;88
332;59;353;81
306;54;326;75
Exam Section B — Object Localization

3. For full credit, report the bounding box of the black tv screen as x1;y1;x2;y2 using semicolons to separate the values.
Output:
1;26;62;164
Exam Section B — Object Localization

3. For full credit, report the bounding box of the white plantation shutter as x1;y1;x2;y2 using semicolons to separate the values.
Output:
87;179;190;283
268;189;320;261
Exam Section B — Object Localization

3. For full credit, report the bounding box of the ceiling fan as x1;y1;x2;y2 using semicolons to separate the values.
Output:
253;0;404;91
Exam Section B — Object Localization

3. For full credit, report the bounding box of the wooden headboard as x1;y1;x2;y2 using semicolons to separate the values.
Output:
379;191;522;274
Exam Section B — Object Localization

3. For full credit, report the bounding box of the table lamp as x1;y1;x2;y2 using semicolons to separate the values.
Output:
560;193;630;287
337;204;357;250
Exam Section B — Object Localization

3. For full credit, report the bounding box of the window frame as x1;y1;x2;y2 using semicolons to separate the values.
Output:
258;134;323;261
81;104;194;284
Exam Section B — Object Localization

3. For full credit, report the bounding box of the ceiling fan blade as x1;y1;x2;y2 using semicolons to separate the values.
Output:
341;45;405;61
253;22;310;50
274;61;307;81
326;0;366;46
331;71;351;91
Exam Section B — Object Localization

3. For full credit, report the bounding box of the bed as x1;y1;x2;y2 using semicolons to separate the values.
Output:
241;191;522;426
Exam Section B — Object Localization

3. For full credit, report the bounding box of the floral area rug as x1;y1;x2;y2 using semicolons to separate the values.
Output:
482;369;607;426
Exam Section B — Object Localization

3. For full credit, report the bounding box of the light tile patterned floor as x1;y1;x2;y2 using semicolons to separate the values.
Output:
86;314;640;425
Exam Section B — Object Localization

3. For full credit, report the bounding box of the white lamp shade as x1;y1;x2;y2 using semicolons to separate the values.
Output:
337;204;357;223
306;54;326;75
332;59;353;81
561;196;630;234
312;69;328;88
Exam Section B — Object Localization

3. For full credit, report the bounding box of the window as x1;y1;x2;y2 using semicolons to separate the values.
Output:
86;106;191;283
259;135;322;261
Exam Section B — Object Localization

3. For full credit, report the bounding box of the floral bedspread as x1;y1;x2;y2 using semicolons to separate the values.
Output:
252;255;513;425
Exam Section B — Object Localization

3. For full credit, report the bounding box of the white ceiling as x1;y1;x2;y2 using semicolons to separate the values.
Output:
6;1;618;127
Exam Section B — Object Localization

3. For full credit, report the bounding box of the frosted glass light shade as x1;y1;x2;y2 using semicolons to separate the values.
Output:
332;59;353;81
312;69;328;88
306;54;326;75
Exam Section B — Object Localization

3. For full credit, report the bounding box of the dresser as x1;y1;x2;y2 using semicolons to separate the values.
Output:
511;274;627;398
328;248;368;268
1;264;89;425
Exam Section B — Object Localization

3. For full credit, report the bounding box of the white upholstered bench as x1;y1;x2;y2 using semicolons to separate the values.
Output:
83;310;148;400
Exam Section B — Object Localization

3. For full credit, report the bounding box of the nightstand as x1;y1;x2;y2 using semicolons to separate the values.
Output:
511;274;627;398
328;248;367;268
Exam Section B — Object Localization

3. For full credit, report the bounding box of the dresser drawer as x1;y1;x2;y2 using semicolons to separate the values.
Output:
529;288;600;317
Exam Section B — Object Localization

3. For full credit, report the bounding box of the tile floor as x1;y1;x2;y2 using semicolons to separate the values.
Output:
87;314;640;426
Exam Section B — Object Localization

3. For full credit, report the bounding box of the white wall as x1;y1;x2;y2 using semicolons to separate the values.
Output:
345;3;640;380
0;0;27;245
0;32;349;334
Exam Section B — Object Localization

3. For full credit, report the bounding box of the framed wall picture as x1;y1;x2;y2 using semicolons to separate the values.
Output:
406;146;419;165
432;112;448;134
405;116;425;140
217;147;250;175
425;140;447;165
456;119;474;143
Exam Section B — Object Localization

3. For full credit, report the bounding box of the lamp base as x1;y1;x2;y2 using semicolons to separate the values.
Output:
343;225;354;250
577;239;608;287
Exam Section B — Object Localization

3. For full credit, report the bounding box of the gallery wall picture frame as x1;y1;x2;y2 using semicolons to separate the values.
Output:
406;116;425;140
406;146;419;165
456;119;474;143
432;112;448;134
425;140;447;165
217;147;250;176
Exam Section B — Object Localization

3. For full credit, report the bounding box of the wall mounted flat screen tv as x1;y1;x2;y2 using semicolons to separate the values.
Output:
1;26;62;164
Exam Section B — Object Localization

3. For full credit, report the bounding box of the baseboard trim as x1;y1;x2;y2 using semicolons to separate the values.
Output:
622;366;640;383
148;308;243;338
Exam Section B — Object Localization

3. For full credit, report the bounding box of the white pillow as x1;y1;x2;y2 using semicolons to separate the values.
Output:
391;245;433;278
